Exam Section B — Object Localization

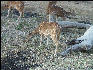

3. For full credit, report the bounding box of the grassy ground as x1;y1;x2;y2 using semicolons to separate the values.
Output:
1;1;93;70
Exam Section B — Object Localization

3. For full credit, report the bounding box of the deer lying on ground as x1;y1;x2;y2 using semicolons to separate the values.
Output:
24;21;61;56
61;26;93;56
46;1;75;22
66;26;93;47
5;1;24;18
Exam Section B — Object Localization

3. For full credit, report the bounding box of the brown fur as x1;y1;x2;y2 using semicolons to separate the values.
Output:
6;1;24;18
46;1;75;20
25;21;61;55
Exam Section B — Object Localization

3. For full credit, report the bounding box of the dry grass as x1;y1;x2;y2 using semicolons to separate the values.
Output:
1;1;93;70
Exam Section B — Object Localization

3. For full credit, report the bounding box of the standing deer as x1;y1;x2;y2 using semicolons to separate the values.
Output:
6;1;24;18
24;21;61;56
46;1;75;22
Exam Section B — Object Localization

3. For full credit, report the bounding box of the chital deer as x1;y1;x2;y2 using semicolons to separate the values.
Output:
61;26;93;56
6;1;24;18
46;1;75;22
24;21;61;55
66;26;93;47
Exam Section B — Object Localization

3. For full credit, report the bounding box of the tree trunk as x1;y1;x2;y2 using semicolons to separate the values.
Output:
57;21;92;29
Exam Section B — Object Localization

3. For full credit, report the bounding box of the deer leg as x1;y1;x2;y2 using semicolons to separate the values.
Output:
19;11;22;18
20;10;24;18
46;37;49;45
56;16;58;22
49;14;56;22
7;7;11;17
22;11;24;18
40;34;43;47
49;14;52;22
51;34;59;56
54;41;59;56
